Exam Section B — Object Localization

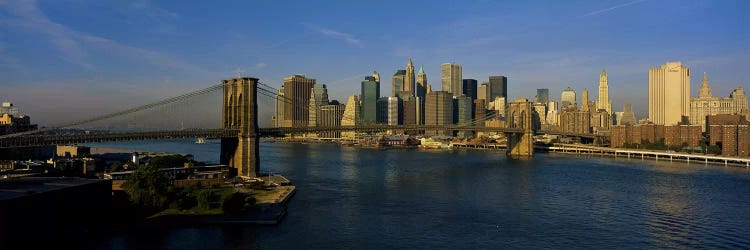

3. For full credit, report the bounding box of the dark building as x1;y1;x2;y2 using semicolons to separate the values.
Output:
488;76;508;101
361;76;380;124
462;79;478;100
536;89;549;104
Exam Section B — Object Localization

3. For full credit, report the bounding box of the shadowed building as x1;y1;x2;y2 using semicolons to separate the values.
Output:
361;75;380;124
488;76;507;101
319;104;345;138
536;89;549;104
462;79;478;100
392;70;406;97
425;91;453;136
281;74;316;128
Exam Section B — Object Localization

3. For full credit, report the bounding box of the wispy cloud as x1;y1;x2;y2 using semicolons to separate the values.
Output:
0;0;211;74
255;62;267;69
130;0;178;20
583;0;646;17
302;23;364;48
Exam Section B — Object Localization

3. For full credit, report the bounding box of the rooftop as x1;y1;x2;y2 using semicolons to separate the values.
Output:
0;177;108;201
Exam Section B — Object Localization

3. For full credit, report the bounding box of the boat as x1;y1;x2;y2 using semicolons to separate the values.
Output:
195;137;206;144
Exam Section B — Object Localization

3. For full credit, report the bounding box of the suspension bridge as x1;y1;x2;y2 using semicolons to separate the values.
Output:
0;77;602;177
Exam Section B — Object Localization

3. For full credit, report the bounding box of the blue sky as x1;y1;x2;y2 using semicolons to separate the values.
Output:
1;0;749;126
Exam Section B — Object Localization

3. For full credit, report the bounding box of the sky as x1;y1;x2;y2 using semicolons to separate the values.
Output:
1;0;749;127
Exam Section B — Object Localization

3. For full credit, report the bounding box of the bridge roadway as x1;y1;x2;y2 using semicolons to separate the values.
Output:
0;125;599;148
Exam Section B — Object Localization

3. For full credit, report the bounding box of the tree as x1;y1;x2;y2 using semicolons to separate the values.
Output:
121;164;170;208
109;162;123;173
148;155;189;168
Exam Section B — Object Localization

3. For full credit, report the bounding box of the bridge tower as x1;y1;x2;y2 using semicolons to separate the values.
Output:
220;77;260;177
506;99;534;157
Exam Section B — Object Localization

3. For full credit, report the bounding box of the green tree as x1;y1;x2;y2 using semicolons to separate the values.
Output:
148;155;189;168
121;164;170;208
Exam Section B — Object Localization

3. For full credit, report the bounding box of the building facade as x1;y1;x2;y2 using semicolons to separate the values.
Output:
649;61;690;125
319;104;346;138
597;69;612;113
536;88;549;104
561;87;576;111
462;79;478;100
441;63;463;97
360;75;380;124
341;95;360;138
392;70;406;97
282;74;316;128
689;73;749;131
425;91;453;136
404;59;415;96
488;76;507;101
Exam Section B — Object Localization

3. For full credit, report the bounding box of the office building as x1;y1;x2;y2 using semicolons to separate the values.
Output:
488;76;507;101
649;61;690;125
619;102;637;125
462;79;478;100
561;87;576;111
392;70;406;97
546;101;558;127
536;89;549;104
441;63;462;97
282;74;315;128
308;87;320;127
425;91;453;136
478;83;489;103
455;95;473;138
361;75;380;124
319;104;345;138
597;69;611;113
404;59;415;96
689;73;749;131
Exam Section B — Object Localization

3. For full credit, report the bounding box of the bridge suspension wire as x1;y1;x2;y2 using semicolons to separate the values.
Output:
0;83;226;139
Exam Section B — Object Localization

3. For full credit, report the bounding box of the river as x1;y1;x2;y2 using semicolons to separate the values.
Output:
87;139;750;249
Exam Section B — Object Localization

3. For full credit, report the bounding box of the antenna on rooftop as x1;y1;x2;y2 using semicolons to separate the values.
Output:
236;68;244;78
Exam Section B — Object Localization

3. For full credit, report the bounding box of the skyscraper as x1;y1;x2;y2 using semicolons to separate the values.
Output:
319;104;345;138
441;63;462;97
308;86;320;127
488;76;507;101
425;91;453;136
649;61;690;125
535;89;549;104
313;84;329;106
561;87;576;111
597;69;611;113
455;95;473;138
361;75;380;124
392;70;405;97
581;89;590;112
404;58;415;96
282;74;315;128
416;66;427;125
416;65;427;99
620;102;636;125
462;79;478;100
478;83;489;102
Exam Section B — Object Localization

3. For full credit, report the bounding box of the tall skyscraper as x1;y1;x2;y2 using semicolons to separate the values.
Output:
597;69;611;113
689;73;749;131
361;75;380;124
488;76;507;101
581;89;590;112
620;102;636;125
425;91;453;136
404;59;415;96
372;71;380;83
536;88;549;104
649;61;690;125
462;79;478;100
416;66;427;125
455;95;473;138
416;65;427;99
561;87;576;111
441;63;462;97
392;70;406;97
282;74;315;128
308;87;320;127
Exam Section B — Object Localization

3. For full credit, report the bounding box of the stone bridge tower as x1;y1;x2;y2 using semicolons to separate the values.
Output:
506;98;534;157
221;77;260;177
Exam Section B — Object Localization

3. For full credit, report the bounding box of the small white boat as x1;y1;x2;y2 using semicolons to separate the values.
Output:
196;137;206;144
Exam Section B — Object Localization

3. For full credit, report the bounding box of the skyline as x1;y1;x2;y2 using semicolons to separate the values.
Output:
1;0;750;126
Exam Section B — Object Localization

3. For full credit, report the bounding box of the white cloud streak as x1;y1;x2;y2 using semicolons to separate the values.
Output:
303;23;364;48
0;0;210;74
583;0;646;17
